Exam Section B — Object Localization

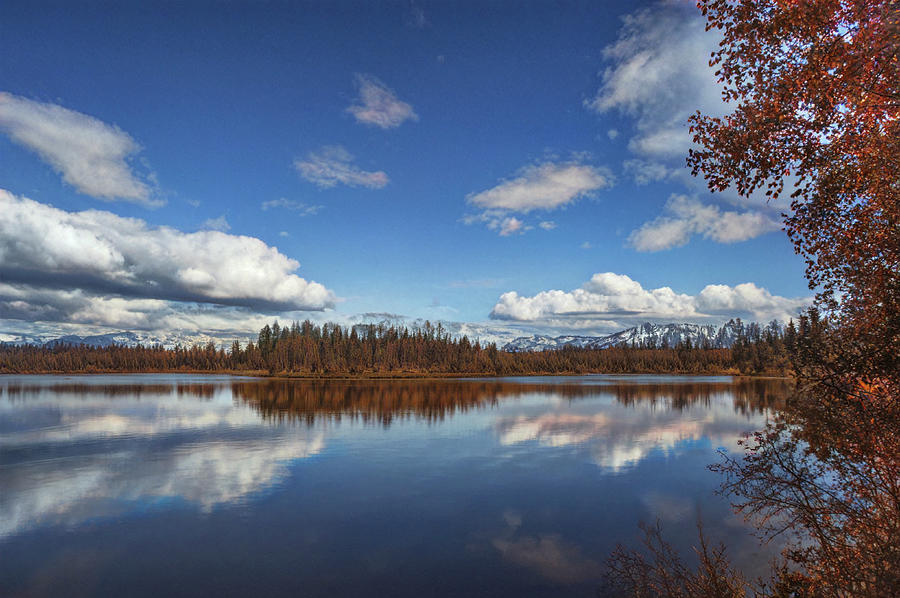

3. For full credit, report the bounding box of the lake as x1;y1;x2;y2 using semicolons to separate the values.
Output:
0;374;789;597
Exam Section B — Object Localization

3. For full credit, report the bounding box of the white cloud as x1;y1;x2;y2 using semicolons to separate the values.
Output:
0;284;302;336
294;145;389;189
0;92;158;206
0;189;336;313
463;161;612;236
585;5;723;159
585;4;785;250
623;159;676;186
628;194;781;252
461;210;533;237
261;198;323;216
695;283;806;320
468;162;611;213
202;214;231;232
346;74;418;129
490;272;808;325
580;241;592;249
498;216;525;236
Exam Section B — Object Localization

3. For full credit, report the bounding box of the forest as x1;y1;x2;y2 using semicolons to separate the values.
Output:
0;316;803;376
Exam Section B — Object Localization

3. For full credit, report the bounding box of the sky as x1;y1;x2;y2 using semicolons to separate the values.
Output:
0;0;811;345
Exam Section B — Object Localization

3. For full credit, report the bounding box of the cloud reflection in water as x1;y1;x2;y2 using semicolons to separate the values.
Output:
494;383;781;472
0;380;324;538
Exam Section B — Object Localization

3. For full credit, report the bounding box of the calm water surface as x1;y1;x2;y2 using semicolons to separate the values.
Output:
0;374;788;596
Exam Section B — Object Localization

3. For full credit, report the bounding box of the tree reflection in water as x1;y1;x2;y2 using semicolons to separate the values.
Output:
713;381;900;597
605;378;899;597
230;378;790;427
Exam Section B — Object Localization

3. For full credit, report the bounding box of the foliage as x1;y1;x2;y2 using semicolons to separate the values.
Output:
608;1;899;595
672;0;900;596
688;0;899;365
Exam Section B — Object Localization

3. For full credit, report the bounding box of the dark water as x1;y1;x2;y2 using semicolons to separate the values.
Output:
0;374;788;597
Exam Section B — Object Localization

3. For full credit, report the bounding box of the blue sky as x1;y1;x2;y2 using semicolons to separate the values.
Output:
0;0;810;344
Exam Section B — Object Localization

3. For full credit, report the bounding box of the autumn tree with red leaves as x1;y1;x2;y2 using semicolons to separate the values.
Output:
686;1;899;596
606;2;899;596
688;0;899;370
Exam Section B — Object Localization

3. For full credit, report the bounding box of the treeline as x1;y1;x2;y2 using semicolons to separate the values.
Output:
0;318;799;376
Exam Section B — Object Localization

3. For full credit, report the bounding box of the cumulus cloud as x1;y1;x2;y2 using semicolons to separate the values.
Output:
468;162;612;213
0;282;309;333
490;272;808;325
695;283;806;319
628;194;782;252
585;6;723;159
346;74;418;129
463;161;612;236
0;283;164;328
294;145;389;189
0;189;336;313
0;92;158;206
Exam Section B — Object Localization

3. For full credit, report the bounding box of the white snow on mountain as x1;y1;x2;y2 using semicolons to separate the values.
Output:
502;321;777;352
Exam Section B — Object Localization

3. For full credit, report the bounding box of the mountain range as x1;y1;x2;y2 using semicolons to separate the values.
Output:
502;321;764;352
0;330;245;350
2;320;776;353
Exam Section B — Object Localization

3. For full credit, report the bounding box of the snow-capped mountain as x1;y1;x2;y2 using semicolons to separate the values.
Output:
0;332;47;346
595;323;722;349
1;330;253;350
501;334;615;352
44;332;145;348
502;322;767;352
